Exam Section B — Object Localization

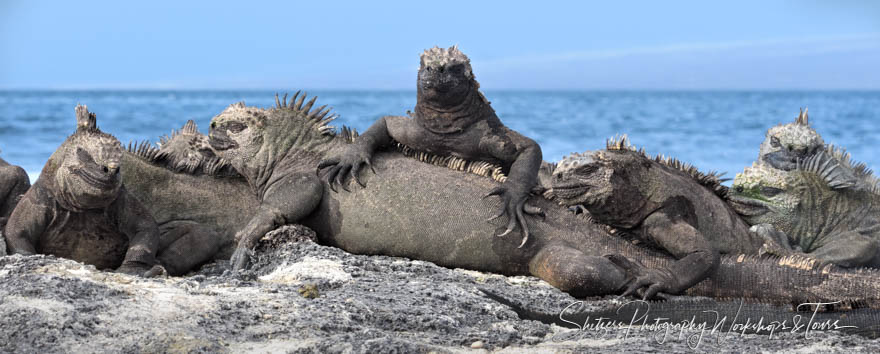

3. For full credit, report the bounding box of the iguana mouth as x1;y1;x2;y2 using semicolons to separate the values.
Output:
727;195;769;217
209;136;238;151
73;167;119;189
550;183;590;200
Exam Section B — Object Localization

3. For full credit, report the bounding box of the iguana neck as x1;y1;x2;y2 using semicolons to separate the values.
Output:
414;80;493;134
788;179;870;251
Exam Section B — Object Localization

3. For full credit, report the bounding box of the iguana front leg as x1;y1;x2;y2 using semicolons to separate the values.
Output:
750;223;801;256
113;191;162;276
3;190;51;256
231;172;323;271
481;129;544;248
317;116;390;191
619;211;720;299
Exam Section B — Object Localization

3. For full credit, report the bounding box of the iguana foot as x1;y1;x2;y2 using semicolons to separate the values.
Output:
116;262;163;277
606;254;681;300
750;223;797;257
230;246;254;272
484;186;544;248
317;145;376;192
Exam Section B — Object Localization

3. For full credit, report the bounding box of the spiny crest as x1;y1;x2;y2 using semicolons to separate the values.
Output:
394;142;507;183
75;104;98;132
797;150;858;190
824;144;880;193
272;92;338;135
605;134;636;151
159;120;200;147
127;140;234;176
795;107;809;126
604;134;729;198
339;126;360;143
419;45;473;78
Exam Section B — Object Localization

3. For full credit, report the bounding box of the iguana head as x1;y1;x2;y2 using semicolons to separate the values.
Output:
154;120;231;175
43;105;123;209
208;93;336;184
550;141;652;227
758;108;824;171
418;45;475;106
728;163;797;231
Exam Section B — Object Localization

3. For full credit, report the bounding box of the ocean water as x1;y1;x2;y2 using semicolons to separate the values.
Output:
1;90;878;183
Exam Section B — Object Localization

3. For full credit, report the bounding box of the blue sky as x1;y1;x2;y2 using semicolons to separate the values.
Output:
1;0;878;90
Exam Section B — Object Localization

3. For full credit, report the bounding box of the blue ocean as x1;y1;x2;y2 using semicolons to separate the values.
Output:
1;90;878;183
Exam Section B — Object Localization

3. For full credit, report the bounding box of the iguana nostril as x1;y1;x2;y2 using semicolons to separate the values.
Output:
102;166;109;173
735;186;743;193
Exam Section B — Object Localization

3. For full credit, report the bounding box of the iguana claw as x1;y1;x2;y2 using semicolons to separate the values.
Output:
483;186;542;248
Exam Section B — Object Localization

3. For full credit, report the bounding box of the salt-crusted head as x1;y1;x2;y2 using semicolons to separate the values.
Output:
44;105;123;209
417;45;475;106
758;108;824;171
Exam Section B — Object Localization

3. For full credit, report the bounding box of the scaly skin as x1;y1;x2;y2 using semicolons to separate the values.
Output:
121;121;258;275
317;46;544;247
729;151;880;268
0;156;31;255
548;136;765;299
4;105;160;276
204;93;880;303
758;108;825;171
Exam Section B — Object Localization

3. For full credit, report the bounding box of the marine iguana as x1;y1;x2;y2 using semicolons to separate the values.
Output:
0;155;31;255
547;136;766;299
4;105;161;276
206;93;880;303
0;157;30;227
120;120;259;275
317;45;544;247
758;108;825;171
728;152;880;268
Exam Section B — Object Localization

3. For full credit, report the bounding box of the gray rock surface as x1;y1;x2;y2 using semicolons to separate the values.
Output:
0;225;877;353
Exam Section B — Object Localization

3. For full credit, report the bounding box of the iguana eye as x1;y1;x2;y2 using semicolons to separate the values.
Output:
770;137;781;148
761;186;783;197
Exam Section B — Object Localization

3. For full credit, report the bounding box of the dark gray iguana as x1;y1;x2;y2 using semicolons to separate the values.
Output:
728;151;880;268
120;120;259;275
205;93;880;304
0;155;31;255
547;135;766;299
317;45;544;247
4;105;161;276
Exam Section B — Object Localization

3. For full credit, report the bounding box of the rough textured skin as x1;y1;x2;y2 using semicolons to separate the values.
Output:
121;121;259;275
758;108;825;171
548;136;768;298
4;105;160;275
317;46;544;247
0;156;31;255
729;151;880;268
206;94;880;303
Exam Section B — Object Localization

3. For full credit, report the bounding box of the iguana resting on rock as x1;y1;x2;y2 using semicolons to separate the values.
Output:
206;93;880;303
0;156;30;227
4;105;161;276
121;120;259;275
0;155;30;255
547;136;766;299
729;151;880;268
317;45;544;247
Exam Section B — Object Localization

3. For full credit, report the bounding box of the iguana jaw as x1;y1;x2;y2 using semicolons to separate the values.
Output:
727;194;771;218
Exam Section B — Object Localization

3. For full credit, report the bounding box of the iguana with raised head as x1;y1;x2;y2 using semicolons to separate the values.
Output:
317;45;544;247
4;105;161;276
547;135;766;299
728;151;880;268
758;108;825;171
206;93;880;303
